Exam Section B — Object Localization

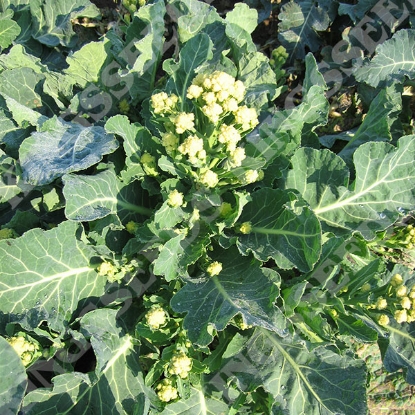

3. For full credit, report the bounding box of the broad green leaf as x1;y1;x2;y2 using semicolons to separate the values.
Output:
170;246;286;347
29;0;101;47
0;67;44;109
0;107;30;154
303;53;327;92
123;1;166;102
299;54;329;147
164;33;213;109
282;281;308;318
65;39;111;88
0;9;20;49
0;150;21;203
5;96;48;127
105;115;148;168
355;29;415;87
0;336;27;415
237;188;322;272
0;221;106;332
338;84;402;164
380;320;415;384
153;223;210;281
286;136;415;238
278;0;336;60
23;309;157;414
236;49;279;110
153;200;186;230
19;116;119;185
168;0;221;44
245;108;302;163
215;328;368;415
0;44;45;72
338;0;379;23
7;0;32;44
246;55;327;164
62;169;152;221
336;314;378;343
225;3;257;34
224;7;278;109
2;210;40;236
158;387;229;415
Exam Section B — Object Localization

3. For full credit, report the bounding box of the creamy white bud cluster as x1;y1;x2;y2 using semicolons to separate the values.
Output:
149;71;263;189
168;351;193;378
371;273;415;326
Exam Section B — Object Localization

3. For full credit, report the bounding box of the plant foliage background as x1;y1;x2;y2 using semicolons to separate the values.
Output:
1;0;415;414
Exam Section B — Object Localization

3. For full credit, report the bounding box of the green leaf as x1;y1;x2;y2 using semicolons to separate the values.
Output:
246;55;327;164
0;107;30;154
278;0;336;60
380;320;415;384
0;336;27;415
214;328;368;415
336;314;378;343
5;96;48;127
169;0;221;44
105;115;148;169
282;281;308;318
0;150;21;203
354;29;415;87
0;9;20;49
237;188;322;272
0;221;106;332
19;116;119;185
225;3;258;34
236;50;279;110
23;309;157;414
65;39;111;88
158;386;229;414
62;169;152;221
170;246;286;347
0;44;45;72
164;33;213;109
29;0;101;47
339;84;402;164
0;67;45;109
338;0;379;23
153;223;210;281
286;136;415;238
123;1;166;101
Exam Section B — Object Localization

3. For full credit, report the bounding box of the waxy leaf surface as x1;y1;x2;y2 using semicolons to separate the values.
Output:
237;188;321;272
219;328;368;415
0;221;105;332
171;246;285;346
0;336;27;415
23;309;155;414
19;117;118;185
286;136;415;238
63;169;151;222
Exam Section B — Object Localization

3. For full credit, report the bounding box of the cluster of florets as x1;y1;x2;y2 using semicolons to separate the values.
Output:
206;261;222;277
150;92;179;115
156;378;178;402
7;335;39;366
145;306;168;330
373;273;415;326
0;228;17;240
97;261;118;282
238;221;253;234
97;259;139;283
168;351;193;379
149;72;262;189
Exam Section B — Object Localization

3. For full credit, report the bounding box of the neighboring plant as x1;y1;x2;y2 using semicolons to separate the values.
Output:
0;0;415;414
